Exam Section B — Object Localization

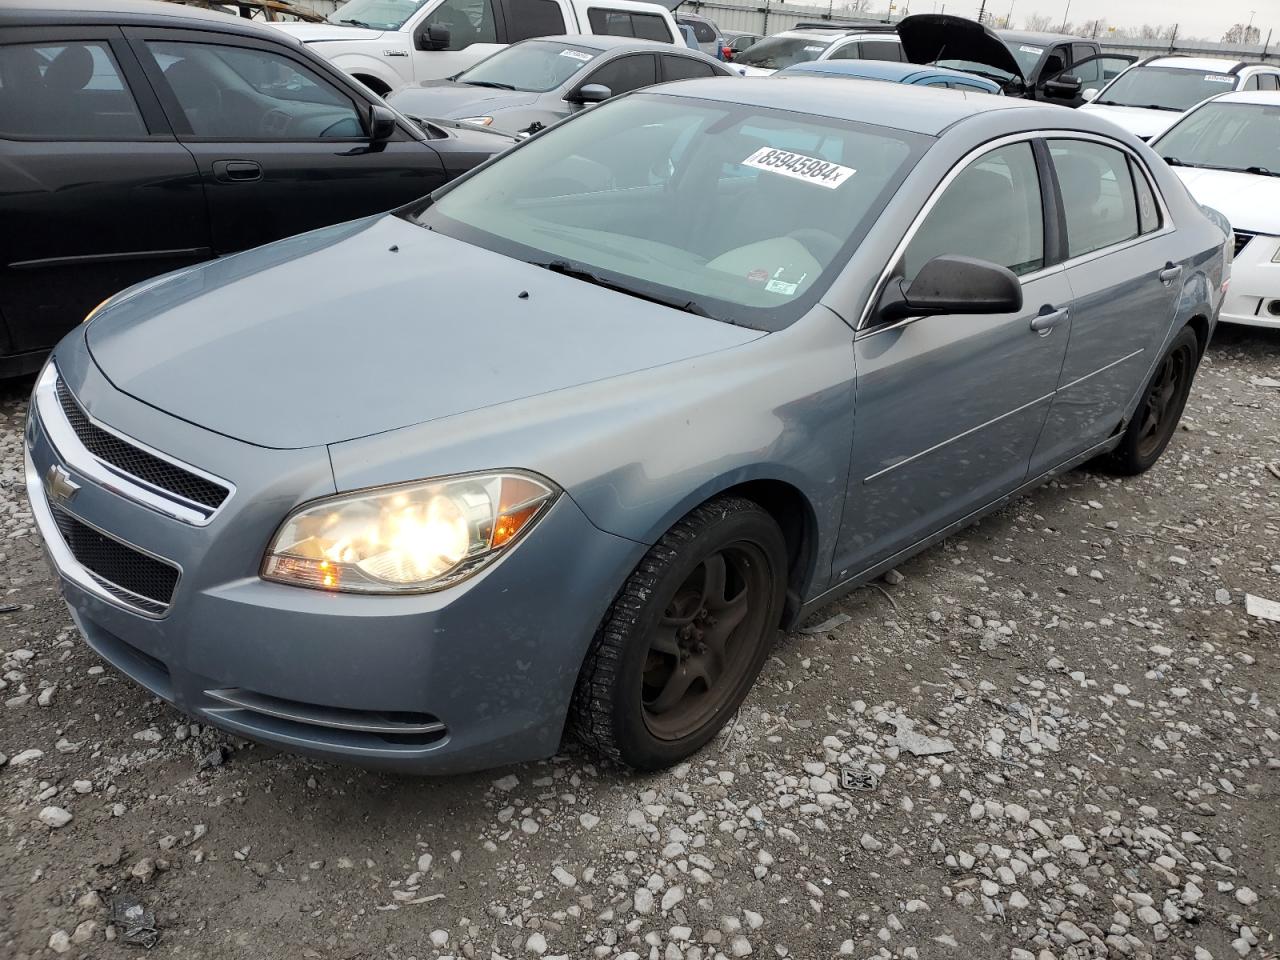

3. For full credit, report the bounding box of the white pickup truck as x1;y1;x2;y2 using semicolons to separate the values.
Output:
271;0;683;94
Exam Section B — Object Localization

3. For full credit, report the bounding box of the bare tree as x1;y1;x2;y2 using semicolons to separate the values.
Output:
1023;12;1053;31
1222;23;1262;44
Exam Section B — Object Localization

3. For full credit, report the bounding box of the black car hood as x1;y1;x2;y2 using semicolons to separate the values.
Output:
897;14;1025;83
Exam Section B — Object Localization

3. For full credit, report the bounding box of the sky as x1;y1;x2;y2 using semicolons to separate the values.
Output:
918;0;1273;41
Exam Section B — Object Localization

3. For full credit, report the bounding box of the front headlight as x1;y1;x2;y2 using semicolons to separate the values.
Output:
262;471;557;594
457;115;494;126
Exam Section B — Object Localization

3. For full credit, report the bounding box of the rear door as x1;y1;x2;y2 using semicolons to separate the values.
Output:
660;53;723;81
1029;136;1179;473
0;26;207;359
126;27;446;256
572;52;658;101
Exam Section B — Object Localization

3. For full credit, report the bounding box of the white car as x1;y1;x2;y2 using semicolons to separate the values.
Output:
1152;91;1280;328
1082;55;1280;141
270;0;682;94
729;23;903;77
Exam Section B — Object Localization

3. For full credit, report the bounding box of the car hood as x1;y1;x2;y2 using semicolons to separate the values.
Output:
1170;166;1280;234
896;14;1025;82
389;82;541;120
1080;103;1180;140
85;217;761;450
268;22;387;43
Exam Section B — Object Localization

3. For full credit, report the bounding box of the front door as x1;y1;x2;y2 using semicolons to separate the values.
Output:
409;0;508;81
126;28;446;256
1029;137;1181;472
833;140;1072;580
0;28;207;358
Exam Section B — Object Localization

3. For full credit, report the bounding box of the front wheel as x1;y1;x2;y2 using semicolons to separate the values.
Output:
1100;325;1200;475
570;497;787;770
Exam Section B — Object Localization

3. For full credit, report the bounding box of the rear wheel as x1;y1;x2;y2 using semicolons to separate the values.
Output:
570;497;787;770
1100;325;1200;475
354;74;391;97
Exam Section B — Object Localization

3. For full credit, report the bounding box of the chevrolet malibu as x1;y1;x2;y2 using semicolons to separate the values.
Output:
26;79;1227;773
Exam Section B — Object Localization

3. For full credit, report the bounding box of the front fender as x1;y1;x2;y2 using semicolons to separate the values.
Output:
326;50;411;91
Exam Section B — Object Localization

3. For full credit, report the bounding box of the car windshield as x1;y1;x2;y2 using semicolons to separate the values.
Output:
456;41;598;92
1003;41;1044;77
408;93;928;330
733;35;832;70
1155;101;1280;175
325;0;430;30
935;58;1018;86
1096;66;1237;111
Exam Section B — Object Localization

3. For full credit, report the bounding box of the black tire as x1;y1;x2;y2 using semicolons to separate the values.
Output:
570;496;787;771
355;75;391;97
1100;325;1200;476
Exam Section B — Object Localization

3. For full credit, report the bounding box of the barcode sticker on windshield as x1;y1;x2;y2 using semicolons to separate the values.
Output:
741;147;856;189
559;49;592;61
1204;74;1234;83
1019;45;1044;55
804;45;825;52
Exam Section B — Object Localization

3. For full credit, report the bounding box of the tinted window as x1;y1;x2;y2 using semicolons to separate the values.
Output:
427;0;498;49
905;142;1044;280
1130;157;1160;234
662;54;719;81
632;13;672;41
1050;139;1139;258
0;42;146;139
583;54;656;95
861;40;903;62
827;42;861;61
588;9;670;41
681;19;718;43
149;41;363;140
504;0;567;42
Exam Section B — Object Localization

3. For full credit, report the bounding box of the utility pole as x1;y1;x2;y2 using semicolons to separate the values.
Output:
1168;22;1178;53
977;0;986;24
1059;0;1071;32
1263;27;1273;59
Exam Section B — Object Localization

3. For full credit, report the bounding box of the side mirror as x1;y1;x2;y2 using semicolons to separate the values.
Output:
878;255;1022;322
368;104;397;142
1081;87;1099;102
1042;74;1083;99
570;83;612;104
416;23;450;51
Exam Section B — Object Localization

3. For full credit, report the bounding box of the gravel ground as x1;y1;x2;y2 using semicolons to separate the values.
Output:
2;326;1278;960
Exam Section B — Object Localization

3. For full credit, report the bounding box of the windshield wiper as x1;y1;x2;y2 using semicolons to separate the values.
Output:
462;80;516;90
530;259;714;318
336;18;374;27
1244;165;1280;177
1162;157;1198;168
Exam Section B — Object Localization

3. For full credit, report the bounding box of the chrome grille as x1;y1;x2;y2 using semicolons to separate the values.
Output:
51;506;179;612
55;378;229;510
1234;231;1255;257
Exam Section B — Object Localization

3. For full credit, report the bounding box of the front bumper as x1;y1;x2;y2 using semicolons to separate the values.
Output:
1223;233;1280;328
25;345;644;773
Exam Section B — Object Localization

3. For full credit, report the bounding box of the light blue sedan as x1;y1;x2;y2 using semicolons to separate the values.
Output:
776;58;1003;93
27;78;1227;774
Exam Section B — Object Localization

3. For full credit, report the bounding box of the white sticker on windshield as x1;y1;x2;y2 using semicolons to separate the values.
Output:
1204;74;1234;83
1019;44;1044;55
559;49;593;61
741;147;856;189
804;45;825;52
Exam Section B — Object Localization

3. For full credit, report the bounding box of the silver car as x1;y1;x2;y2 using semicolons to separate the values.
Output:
26;79;1227;774
388;34;735;136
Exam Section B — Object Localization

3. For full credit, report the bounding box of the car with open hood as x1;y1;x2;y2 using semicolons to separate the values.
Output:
388;35;735;136
27;78;1225;774
1152;91;1280;328
896;14;1133;107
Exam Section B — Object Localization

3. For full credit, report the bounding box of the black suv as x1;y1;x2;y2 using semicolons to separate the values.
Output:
0;0;515;376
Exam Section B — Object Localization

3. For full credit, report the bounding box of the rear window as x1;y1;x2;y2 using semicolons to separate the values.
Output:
504;0;567;42
588;8;672;42
680;18;718;43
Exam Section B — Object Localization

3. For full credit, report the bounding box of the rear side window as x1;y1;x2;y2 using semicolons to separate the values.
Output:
1243;75;1260;91
503;0;567;42
681;19;718;43
1050;139;1140;258
1130;157;1160;234
904;141;1044;280
861;40;903;62
827;42;861;61
582;53;656;95
1260;74;1280;91
662;54;719;81
588;8;671;42
0;41;147;139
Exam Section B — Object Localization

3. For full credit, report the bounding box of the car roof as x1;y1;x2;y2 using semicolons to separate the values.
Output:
0;0;272;33
780;59;996;86
649;76;1030;135
524;34;678;53
997;29;1089;45
1144;55;1246;72
776;26;896;40
1207;90;1280;106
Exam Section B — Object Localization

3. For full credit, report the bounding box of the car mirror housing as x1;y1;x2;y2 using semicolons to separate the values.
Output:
417;23;451;51
878;255;1023;322
571;84;613;104
1043;74;1083;99
368;104;397;142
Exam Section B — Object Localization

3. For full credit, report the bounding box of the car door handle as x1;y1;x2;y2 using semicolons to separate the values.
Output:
212;160;263;184
1030;306;1069;335
1158;264;1183;284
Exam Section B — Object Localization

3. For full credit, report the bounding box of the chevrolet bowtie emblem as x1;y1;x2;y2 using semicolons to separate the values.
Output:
44;465;80;505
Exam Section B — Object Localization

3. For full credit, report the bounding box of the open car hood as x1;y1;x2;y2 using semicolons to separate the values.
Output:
896;14;1025;83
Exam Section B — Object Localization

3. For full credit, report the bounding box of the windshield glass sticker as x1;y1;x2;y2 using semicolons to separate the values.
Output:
559;49;593;61
765;268;807;296
1019;45;1044;55
741;148;856;189
1204;74;1234;83
804;45;826;52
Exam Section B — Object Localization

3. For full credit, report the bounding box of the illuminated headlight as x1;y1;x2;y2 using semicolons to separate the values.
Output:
262;472;557;594
458;115;494;126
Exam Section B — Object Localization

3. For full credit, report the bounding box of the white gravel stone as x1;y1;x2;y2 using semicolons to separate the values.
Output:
38;806;72;828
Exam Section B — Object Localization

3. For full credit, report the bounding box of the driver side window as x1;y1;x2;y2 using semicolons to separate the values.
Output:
903;141;1044;282
148;41;363;140
428;0;498;50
